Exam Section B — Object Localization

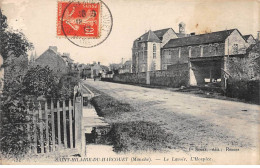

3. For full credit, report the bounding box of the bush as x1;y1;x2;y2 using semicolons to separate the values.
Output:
58;70;80;100
22;65;59;99
1;92;32;157
226;79;260;104
108;121;173;152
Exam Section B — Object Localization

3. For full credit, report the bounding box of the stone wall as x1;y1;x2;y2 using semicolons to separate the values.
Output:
150;63;189;87
113;63;189;88
113;72;146;84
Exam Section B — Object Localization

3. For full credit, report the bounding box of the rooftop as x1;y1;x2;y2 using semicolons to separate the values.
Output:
164;29;237;48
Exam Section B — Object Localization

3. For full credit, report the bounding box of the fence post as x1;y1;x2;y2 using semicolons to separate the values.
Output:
44;101;49;153
32;102;37;154
74;95;83;155
57;101;61;149
26;102;31;154
69;99;73;148
38;102;44;153
51;99;55;151
62;100;67;148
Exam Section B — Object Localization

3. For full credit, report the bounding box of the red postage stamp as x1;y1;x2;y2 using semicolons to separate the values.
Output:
57;1;100;38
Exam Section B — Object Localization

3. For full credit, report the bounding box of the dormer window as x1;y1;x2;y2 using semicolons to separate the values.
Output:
153;44;156;58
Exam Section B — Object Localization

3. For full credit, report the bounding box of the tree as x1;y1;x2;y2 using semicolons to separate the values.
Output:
0;10;33;62
22;65;59;99
0;10;34;157
58;70;80;100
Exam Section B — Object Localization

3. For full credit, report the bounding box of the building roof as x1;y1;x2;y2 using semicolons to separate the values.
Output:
243;34;254;41
100;65;109;71
35;48;67;73
133;28;176;47
176;33;188;38
66;57;74;63
153;28;171;38
163;29;237;48
139;30;161;43
124;60;132;66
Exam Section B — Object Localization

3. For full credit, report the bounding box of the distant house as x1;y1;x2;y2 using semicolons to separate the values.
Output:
109;63;122;72
119;60;132;74
243;35;257;46
91;62;109;78
61;52;74;70
34;46;68;75
78;64;91;78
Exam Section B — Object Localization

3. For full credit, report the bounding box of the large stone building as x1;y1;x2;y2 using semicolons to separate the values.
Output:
132;23;190;73
132;23;256;87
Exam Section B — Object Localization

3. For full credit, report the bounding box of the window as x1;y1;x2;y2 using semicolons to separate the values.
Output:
135;54;139;73
178;47;181;58
199;45;203;57
142;44;145;61
141;64;146;72
165;54;171;60
188;46;192;57
214;43;219;55
164;50;171;60
209;44;212;53
153;44;156;58
233;44;238;54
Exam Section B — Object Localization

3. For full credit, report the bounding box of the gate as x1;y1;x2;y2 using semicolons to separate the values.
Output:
26;96;83;155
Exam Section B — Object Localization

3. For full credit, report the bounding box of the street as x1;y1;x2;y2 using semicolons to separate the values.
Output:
82;80;260;152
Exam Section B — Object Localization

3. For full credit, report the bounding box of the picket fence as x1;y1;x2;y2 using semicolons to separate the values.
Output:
26;97;83;155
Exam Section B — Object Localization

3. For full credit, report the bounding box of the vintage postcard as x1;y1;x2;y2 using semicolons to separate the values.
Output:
0;0;259;165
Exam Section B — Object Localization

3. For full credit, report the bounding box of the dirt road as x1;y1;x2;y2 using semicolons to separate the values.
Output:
82;80;260;152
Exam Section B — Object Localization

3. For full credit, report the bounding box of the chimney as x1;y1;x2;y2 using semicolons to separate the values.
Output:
179;22;186;34
98;62;100;65
49;46;58;52
257;31;260;41
190;32;196;36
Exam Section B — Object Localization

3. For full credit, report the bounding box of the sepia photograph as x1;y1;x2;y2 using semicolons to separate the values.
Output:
0;0;259;165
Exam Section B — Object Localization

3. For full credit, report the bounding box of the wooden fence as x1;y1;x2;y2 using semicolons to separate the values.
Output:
26;97;83;155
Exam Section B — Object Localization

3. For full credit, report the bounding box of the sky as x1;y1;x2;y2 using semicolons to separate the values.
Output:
1;0;260;66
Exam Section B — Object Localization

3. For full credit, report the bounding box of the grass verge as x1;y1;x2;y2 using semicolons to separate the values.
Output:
85;83;174;153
